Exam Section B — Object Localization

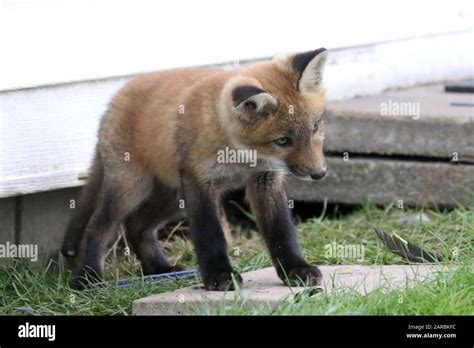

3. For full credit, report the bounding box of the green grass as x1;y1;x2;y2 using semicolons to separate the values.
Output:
0;204;473;315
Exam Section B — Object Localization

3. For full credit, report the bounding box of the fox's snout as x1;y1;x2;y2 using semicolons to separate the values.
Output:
310;168;326;180
289;165;326;181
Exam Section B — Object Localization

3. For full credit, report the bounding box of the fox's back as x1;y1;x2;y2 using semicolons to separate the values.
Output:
99;67;226;186
97;50;327;188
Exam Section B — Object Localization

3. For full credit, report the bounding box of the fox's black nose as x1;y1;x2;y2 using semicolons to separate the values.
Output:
310;169;326;180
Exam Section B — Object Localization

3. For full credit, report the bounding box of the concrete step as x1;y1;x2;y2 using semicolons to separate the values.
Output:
132;265;440;315
324;82;474;160
286;82;474;206
287;156;474;206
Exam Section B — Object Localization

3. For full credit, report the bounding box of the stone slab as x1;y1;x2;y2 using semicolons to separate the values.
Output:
132;265;440;315
286;156;474;206
325;83;474;160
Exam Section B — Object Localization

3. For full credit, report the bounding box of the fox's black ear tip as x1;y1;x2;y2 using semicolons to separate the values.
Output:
292;48;328;75
298;47;327;58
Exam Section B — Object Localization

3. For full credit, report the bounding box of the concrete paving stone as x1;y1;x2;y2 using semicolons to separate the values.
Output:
286;156;474;206
324;82;474;160
132;264;441;315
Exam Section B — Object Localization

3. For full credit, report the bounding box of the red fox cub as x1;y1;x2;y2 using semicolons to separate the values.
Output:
62;48;329;290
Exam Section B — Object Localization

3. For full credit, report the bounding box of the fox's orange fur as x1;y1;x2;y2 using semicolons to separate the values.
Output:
62;48;329;290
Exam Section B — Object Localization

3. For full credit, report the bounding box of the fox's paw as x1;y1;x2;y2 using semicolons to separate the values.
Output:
280;264;322;287
203;271;242;291
70;266;103;291
70;276;88;291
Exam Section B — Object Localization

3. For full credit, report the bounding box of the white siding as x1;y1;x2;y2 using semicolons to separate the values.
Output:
1;0;472;90
0;0;473;197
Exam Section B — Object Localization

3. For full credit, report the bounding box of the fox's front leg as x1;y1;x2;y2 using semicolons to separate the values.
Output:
246;171;322;286
181;171;242;290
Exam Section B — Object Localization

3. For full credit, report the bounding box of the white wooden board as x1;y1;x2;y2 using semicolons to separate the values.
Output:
0;0;473;197
0;0;472;90
1;32;473;198
0;78;128;197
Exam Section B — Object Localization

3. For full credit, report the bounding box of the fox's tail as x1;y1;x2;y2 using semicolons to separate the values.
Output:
61;150;103;259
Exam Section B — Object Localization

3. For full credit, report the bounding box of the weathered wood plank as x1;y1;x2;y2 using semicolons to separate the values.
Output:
1;33;472;197
0;171;85;199
0;79;125;198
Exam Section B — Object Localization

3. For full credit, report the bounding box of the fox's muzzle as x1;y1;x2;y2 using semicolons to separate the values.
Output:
289;166;326;181
310;169;326;180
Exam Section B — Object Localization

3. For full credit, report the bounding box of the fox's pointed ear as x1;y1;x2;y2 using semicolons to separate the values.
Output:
292;48;328;93
232;85;278;121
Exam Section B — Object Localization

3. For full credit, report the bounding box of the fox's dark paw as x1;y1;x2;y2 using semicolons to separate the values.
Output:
70;275;90;291
280;265;322;287
203;271;242;291
168;264;184;272
142;263;184;276
70;267;103;291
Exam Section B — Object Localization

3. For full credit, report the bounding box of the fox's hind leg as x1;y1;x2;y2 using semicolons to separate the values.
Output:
124;178;184;275
61;152;103;261
71;170;153;290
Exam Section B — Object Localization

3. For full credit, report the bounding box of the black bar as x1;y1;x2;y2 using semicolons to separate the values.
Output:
0;315;472;346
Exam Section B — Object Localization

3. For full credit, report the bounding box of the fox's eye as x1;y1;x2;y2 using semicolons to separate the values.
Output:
312;123;319;134
274;137;292;147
